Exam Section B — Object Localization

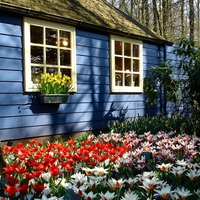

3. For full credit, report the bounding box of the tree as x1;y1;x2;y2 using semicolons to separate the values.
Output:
189;0;194;40
106;0;200;44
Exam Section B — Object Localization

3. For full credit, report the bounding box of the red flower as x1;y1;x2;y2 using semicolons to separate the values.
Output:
36;163;46;172
64;163;74;171
25;172;35;180
67;139;75;146
32;183;44;193
110;156;117;162
3;166;15;174
49;165;60;177
7;176;19;186
16;166;26;174
4;185;19;197
19;184;29;194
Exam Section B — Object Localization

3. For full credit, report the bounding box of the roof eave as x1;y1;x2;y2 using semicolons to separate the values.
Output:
0;2;173;46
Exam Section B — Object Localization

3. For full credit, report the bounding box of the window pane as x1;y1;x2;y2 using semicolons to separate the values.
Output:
115;73;122;86
133;44;139;57
134;74;140;86
31;66;43;83
125;73;131;86
46;48;57;65
61;68;71;77
115;41;122;55
125;58;131;71
31;25;43;44
133;59;139;71
115;57;122;71
46;68;58;74
46;28;57;46
60;50;71;66
60;31;70;47
124;42;131;56
31;46;43;64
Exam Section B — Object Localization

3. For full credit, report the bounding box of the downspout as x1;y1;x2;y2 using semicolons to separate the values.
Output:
158;44;167;115
163;44;167;116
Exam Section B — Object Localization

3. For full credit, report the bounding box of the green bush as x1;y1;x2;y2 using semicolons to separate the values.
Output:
108;115;199;135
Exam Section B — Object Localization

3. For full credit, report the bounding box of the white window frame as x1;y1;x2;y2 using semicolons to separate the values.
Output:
23;17;77;92
110;35;143;93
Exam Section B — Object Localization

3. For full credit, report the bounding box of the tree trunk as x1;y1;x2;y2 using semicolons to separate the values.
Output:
189;0;194;40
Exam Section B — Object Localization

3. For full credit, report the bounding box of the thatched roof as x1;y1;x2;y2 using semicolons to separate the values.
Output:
0;0;171;44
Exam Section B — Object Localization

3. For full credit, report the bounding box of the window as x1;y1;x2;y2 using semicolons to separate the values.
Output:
24;17;77;92
110;35;143;93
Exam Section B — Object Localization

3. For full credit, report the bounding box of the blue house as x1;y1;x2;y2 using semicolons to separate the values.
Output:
0;0;174;142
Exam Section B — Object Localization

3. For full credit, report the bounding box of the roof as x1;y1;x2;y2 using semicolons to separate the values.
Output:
0;0;171;44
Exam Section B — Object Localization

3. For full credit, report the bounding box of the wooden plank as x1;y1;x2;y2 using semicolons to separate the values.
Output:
77;74;110;84
0;70;22;81
0;47;22;59
0;58;23;70
76;64;109;76
0;23;22;36
0;121;97;141
77;29;108;41
77;55;109;66
0;101;145;117
0;94;32;105
77;84;110;93
0;92;145;105
0;82;23;93
76;46;109;58
0;111;112;128
0;34;22;48
76;35;109;49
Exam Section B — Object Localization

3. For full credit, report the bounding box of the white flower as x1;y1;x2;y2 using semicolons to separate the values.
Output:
140;177;163;193
174;187;192;199
185;169;200;181
99;191;117;200
70;172;87;186
194;189;200;197
87;178;100;190
93;166;109;175
43;184;51;196
170;166;187;178
156;163;173;171
176;159;188;167
28;178;36;186
40;172;52;182
83;191;97;200
154;184;173;199
125;177;138;188
82;167;94;176
73;184;88;197
107;178;125;191
121;191;140;200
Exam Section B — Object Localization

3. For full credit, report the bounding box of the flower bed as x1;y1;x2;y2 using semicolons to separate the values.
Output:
1;131;200;200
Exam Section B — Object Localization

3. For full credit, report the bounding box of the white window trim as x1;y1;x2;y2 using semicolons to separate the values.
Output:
110;35;143;93
23;17;77;92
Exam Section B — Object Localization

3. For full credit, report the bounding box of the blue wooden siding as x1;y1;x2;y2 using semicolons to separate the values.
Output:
0;11;165;141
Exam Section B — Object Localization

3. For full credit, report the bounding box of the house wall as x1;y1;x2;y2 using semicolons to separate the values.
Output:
0;11;172;142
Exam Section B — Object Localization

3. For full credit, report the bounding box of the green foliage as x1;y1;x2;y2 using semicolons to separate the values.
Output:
143;60;180;108
144;38;200;119
108;115;198;135
143;76;158;106
174;38;200;112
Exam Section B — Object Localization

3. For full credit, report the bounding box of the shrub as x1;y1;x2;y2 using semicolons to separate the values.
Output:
108;115;198;135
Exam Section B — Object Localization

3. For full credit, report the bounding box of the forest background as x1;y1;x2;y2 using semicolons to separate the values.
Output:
105;0;198;44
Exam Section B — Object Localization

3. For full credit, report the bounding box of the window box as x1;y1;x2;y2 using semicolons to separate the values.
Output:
39;94;69;104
